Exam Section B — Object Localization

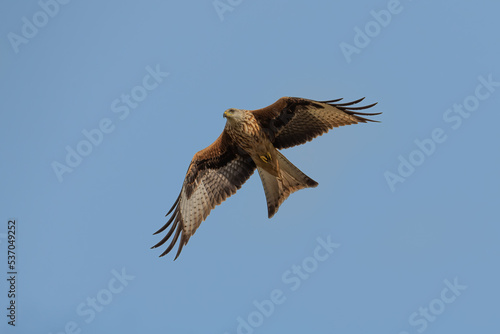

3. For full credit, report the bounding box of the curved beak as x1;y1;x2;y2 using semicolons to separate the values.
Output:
223;110;229;118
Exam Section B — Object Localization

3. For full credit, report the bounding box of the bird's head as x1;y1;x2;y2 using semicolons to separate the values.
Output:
223;108;245;123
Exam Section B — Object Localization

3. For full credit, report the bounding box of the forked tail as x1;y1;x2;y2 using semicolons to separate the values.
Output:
257;150;318;218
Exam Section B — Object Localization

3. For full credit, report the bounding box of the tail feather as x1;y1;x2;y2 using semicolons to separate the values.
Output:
257;151;318;218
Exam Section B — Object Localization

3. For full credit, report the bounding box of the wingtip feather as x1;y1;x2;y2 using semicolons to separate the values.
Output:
165;193;181;216
153;209;177;235
327;98;381;123
329;97;366;106
318;97;344;103
173;235;187;261
160;225;182;257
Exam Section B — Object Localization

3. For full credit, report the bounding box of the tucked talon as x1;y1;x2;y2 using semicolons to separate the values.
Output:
260;153;272;163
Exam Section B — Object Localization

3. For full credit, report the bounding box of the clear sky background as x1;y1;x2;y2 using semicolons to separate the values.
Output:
1;0;499;333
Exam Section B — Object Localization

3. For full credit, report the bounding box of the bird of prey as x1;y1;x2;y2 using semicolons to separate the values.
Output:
152;96;380;259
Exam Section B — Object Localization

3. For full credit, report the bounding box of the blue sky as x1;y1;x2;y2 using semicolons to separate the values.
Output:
1;0;499;333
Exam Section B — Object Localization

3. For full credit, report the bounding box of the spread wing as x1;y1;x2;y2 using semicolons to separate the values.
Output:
151;131;256;260
251;97;381;149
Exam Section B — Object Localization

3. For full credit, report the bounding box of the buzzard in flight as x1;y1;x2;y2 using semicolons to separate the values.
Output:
152;97;380;259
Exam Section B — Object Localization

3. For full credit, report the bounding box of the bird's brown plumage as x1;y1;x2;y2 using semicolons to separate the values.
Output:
252;97;379;149
152;96;380;260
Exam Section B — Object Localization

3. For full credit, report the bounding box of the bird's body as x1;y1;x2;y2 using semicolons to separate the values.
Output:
224;107;319;218
224;109;279;176
152;96;381;259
